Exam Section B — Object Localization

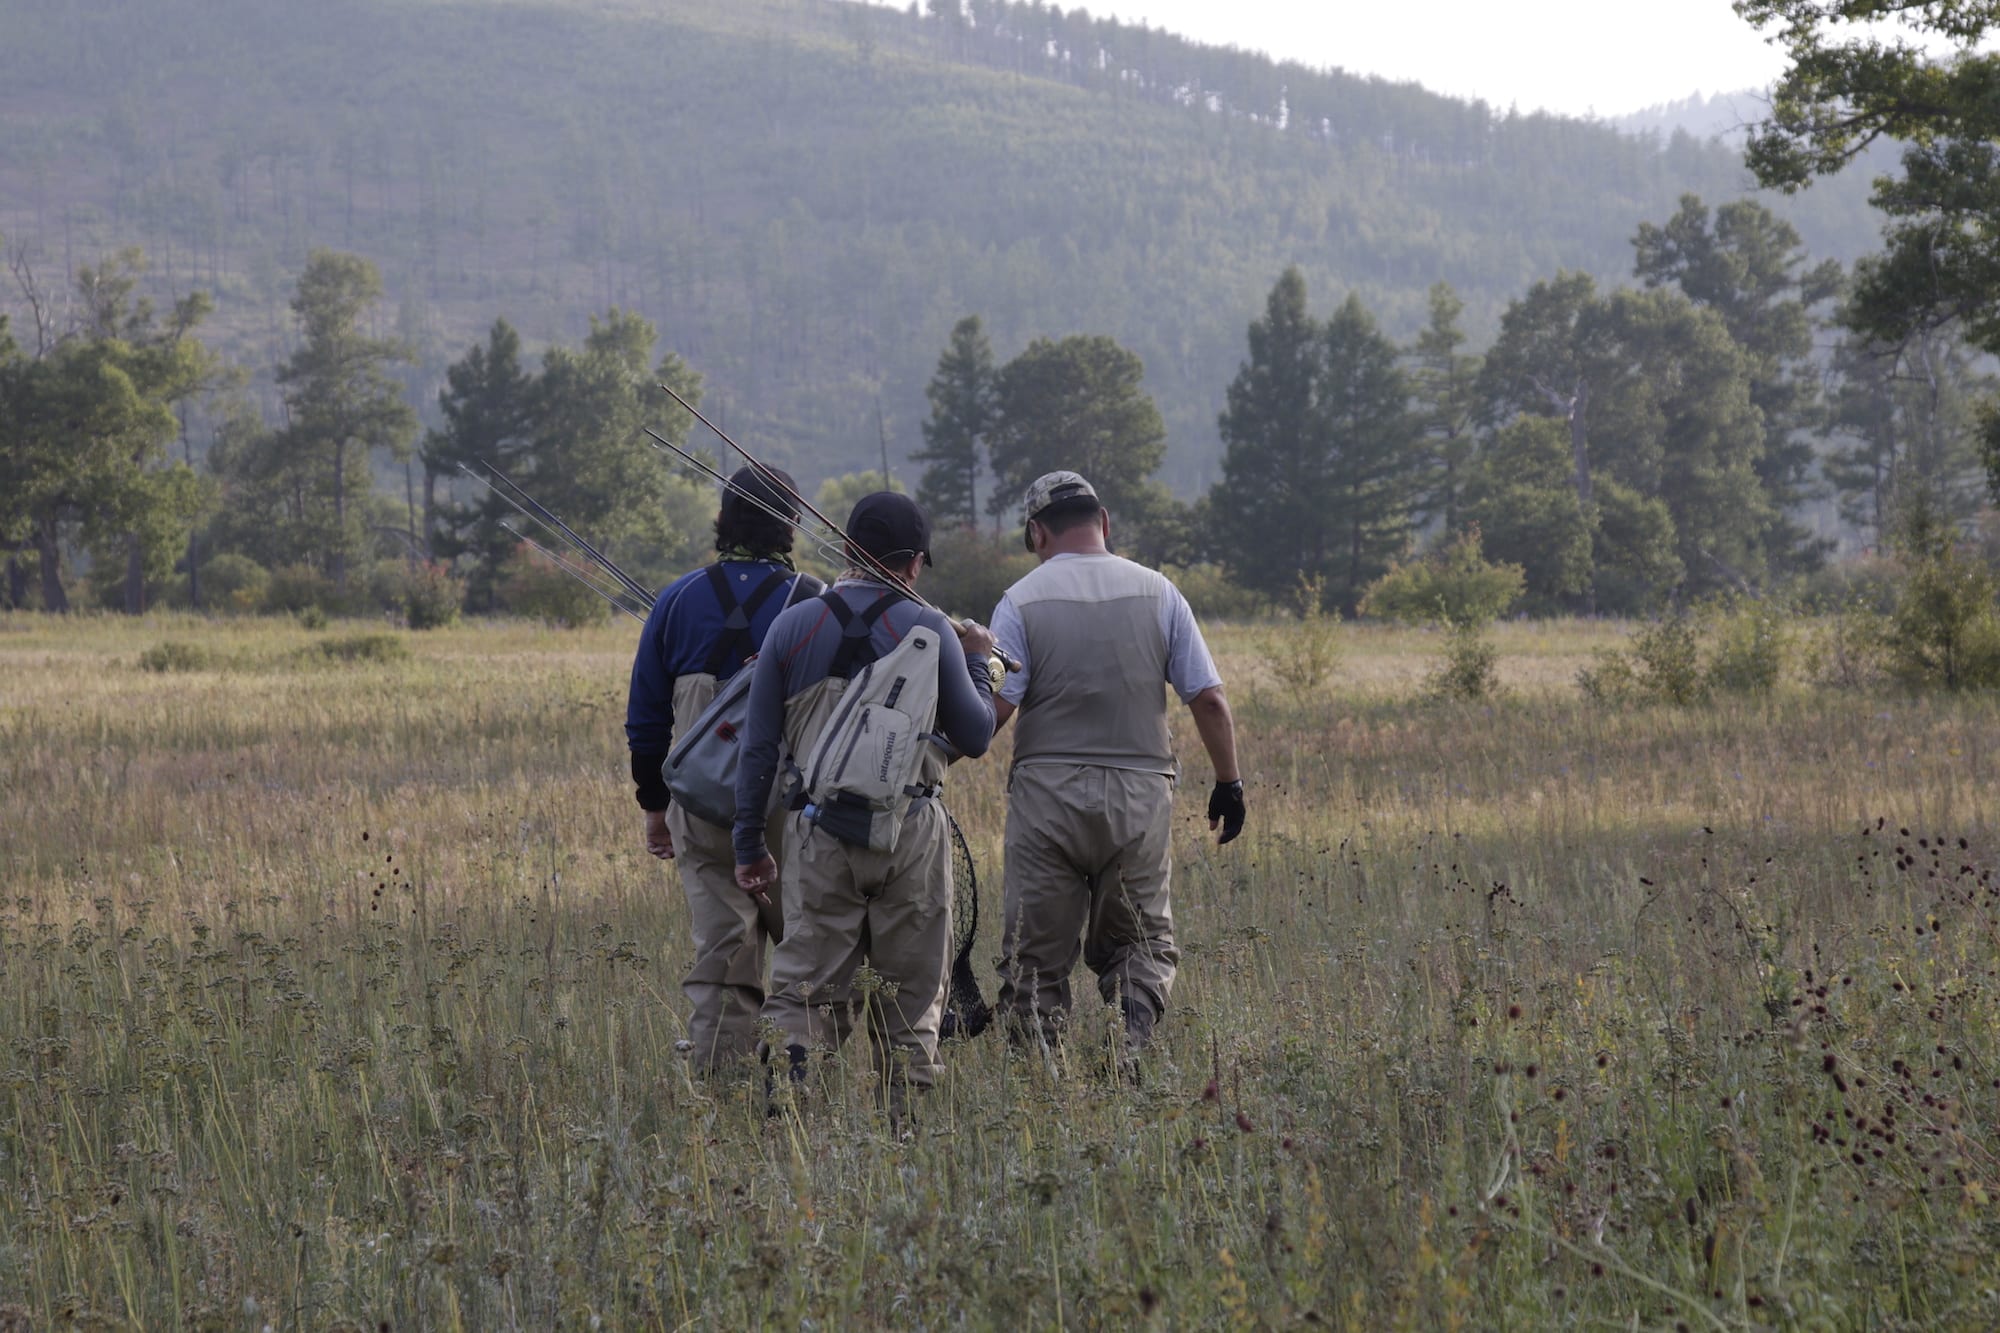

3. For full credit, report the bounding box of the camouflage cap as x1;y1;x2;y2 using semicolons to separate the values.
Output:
1021;471;1099;523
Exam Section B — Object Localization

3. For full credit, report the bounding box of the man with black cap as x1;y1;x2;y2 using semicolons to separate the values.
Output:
625;465;823;1075
988;470;1243;1063
733;491;1000;1114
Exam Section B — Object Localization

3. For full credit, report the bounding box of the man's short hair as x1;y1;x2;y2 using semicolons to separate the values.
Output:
1032;494;1103;536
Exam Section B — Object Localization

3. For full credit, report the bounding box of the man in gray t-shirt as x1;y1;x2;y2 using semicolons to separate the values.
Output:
989;472;1244;1059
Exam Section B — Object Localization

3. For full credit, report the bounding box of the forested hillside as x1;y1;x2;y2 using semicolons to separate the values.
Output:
0;0;1885;489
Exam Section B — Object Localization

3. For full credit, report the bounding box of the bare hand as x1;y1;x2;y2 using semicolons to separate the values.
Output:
735;854;778;906
645;809;675;860
954;618;998;659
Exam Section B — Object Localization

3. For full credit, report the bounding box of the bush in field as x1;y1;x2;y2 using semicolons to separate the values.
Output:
922;525;1037;623
1423;619;1503;702
1805;596;1891;690
1263;573;1341;694
1161;561;1268;621
1364;530;1519;702
137;640;216;672
1575;644;1639;703
310;632;409;664
500;546;613;628
262;563;345;617
1359;527;1524;628
1704;596;1793;695
197;553;270;614
1578;610;1708;705
396;560;464;630
1882;524;2000;691
1799;552;1901;615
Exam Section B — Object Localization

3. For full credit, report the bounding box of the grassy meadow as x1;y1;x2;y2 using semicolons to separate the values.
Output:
4;612;2000;1328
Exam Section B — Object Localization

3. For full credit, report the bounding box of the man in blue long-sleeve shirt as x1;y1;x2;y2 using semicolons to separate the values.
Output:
624;466;822;1073
733;492;998;1112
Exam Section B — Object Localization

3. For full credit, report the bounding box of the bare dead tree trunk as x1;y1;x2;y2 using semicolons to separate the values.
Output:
404;459;421;564
182;404;201;610
1534;374;1596;616
422;464;439;561
330;437;348;586
123;534;145;614
35;517;69;613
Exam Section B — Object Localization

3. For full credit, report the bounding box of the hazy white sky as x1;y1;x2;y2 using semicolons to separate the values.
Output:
871;0;1799;118
1065;0;1792;116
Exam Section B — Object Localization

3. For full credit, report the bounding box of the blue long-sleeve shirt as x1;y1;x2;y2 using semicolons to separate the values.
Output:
732;578;995;864
624;559;821;810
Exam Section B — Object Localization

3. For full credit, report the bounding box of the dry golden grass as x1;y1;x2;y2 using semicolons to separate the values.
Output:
4;611;2000;1328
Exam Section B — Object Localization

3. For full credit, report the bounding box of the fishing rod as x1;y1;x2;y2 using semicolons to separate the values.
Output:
459;462;657;611
498;521;648;624
470;462;654;605
653;384;1022;671
642;426;852;568
657;383;930;606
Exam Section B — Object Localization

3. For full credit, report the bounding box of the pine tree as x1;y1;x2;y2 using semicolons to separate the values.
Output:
274;250;417;585
1633;195;1841;573
913;315;995;526
0;248;218;613
1408;281;1482;532
522;310;710;591
423;319;535;605
1210;268;1322;599
1317;294;1421;613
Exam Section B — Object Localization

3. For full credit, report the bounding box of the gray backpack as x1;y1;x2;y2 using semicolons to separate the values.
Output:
661;567;806;827
799;592;943;854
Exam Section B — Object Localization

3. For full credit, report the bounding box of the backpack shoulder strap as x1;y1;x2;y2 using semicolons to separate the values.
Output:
701;563;791;677
824;589;907;679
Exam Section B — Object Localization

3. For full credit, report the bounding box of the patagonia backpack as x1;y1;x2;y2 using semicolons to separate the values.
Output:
663;565;806;826
798;591;943;855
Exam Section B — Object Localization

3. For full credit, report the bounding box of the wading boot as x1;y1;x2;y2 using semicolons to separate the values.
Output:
1119;996;1158;1084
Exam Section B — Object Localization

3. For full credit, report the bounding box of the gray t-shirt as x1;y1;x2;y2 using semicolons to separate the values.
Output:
990;554;1223;707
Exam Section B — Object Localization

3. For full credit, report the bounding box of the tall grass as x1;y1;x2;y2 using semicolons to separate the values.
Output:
3;612;1999;1326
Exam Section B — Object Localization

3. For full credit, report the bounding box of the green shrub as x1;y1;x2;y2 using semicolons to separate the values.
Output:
1704;597;1792;695
1360;526;1524;628
1805;597;1890;690
312;633;409;664
1629;612;1707;705
1160;562;1268;621
137;640;216;673
197;553;271;614
1577;611;1706;705
1263;574;1342;695
1575;646;1639;703
1882;533;2000;691
1799;554;1901;616
263;564;345;617
922;525;1038;624
397;561;464;630
500;547;614;628
1424;620;1503;702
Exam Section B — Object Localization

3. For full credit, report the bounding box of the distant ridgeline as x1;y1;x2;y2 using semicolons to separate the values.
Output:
0;0;1884;491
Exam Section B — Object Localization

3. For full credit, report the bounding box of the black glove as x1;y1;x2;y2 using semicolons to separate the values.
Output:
1207;779;1245;845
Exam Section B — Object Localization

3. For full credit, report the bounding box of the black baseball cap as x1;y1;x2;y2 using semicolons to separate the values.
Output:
847;491;934;567
720;464;802;524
